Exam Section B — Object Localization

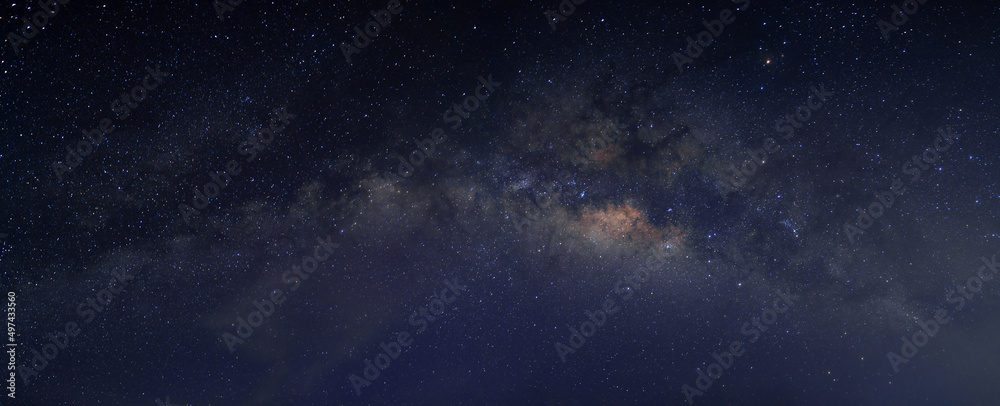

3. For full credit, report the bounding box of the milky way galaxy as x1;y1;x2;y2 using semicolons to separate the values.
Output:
2;0;999;405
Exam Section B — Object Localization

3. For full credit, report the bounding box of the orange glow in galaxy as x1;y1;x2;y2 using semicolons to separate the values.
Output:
576;203;687;248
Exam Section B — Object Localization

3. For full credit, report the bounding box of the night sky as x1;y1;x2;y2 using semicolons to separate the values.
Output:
2;0;1000;405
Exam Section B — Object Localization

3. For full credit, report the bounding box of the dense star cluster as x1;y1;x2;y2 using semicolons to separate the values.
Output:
1;0;998;405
